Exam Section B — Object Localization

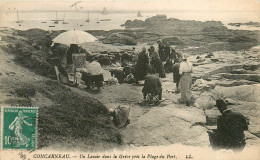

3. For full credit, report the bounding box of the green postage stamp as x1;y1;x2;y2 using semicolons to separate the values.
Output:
1;106;38;150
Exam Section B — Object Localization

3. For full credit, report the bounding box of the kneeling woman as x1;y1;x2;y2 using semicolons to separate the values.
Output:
179;53;193;106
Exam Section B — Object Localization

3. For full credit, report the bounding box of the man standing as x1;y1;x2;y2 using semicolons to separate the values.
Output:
208;99;248;151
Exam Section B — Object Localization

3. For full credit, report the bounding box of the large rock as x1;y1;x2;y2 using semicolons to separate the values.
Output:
144;15;168;26
192;79;210;92
202;26;228;32
214;84;260;103
201;63;260;80
201;64;243;80
194;91;216;110
228;35;258;43
221;73;260;83
121;105;208;146
243;64;260;71
102;33;137;45
207;80;257;88
162;37;183;45
124;20;146;28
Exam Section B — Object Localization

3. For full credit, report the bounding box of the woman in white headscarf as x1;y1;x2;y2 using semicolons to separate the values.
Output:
179;53;193;106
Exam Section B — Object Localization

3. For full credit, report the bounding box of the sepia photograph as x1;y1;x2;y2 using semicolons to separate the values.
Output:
0;0;259;159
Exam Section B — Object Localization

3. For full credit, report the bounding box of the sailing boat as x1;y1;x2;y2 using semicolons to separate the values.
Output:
52;11;63;24
54;12;59;24
85;11;90;22
137;10;142;17
16;10;23;23
62;13;69;24
101;7;109;15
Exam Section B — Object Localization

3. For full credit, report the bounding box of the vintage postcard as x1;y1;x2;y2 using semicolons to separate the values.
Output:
0;0;259;160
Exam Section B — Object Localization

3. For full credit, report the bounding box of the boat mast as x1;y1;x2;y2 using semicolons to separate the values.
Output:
17;10;19;21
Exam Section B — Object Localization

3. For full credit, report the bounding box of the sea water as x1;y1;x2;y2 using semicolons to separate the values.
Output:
1;11;259;31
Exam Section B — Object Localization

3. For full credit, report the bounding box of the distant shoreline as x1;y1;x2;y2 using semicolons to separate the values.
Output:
3;9;260;13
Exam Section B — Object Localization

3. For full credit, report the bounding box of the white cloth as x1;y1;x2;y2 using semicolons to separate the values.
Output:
85;61;104;75
179;61;193;74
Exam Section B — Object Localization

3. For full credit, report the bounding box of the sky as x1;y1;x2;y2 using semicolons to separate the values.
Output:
0;0;259;12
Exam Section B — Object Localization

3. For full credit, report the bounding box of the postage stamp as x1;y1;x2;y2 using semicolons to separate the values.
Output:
1;106;38;150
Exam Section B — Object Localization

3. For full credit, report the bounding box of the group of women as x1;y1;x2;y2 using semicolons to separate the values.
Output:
135;46;166;84
135;43;194;106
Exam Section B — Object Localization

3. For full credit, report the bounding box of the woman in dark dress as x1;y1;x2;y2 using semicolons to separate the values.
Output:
66;44;79;65
135;47;149;84
149;46;166;78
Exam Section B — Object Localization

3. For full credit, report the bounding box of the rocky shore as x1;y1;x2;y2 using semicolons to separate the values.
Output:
0;15;259;151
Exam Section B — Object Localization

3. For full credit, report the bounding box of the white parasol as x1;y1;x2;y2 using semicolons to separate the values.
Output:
52;30;98;45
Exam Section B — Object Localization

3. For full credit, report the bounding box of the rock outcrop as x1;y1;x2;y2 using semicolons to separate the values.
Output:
162;37;183;45
121;105;208;146
214;84;260;103
124;20;145;28
102;33;137;45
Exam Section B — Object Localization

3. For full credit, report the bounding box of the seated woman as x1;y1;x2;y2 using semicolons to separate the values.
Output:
208;99;248;151
81;60;104;90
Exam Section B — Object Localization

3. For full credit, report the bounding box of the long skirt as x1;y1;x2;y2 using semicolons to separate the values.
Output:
179;72;192;104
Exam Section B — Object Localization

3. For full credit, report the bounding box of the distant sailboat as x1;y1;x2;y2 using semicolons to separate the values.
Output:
16;10;23;23
137;10;142;17
101;7;109;15
52;11;63;24
53;11;59;24
85;11;90;22
62;14;69;24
